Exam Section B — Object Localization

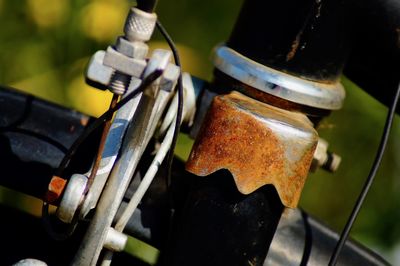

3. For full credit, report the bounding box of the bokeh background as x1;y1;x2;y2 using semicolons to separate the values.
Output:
0;0;399;264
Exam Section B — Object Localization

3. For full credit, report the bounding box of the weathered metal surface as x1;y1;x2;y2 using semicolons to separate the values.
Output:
45;176;67;204
186;91;318;208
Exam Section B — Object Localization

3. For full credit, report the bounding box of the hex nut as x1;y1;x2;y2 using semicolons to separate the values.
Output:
103;46;147;78
116;36;148;59
86;50;114;87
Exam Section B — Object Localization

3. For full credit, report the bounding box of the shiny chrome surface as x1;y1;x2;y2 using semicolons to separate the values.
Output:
213;46;345;110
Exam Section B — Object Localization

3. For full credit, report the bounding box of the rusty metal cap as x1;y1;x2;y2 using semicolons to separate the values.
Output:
186;91;318;208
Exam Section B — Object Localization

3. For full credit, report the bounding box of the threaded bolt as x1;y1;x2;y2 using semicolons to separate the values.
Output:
109;72;130;95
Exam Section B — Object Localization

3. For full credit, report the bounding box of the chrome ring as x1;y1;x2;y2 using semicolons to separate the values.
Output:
213;46;345;110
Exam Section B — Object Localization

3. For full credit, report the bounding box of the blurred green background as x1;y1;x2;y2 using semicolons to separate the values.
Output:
0;0;399;264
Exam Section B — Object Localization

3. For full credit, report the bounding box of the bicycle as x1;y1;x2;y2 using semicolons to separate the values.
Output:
0;0;399;265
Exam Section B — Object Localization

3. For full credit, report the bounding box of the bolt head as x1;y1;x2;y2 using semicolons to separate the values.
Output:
86;50;114;88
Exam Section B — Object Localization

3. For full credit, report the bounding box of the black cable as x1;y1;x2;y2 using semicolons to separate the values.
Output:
41;201;78;241
155;22;184;258
137;0;158;13
55;70;163;177
329;81;400;265
156;20;184;204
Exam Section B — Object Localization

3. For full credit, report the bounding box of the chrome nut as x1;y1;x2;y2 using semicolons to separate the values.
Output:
86;50;114;87
124;7;157;42
115;36;148;59
103;46;147;78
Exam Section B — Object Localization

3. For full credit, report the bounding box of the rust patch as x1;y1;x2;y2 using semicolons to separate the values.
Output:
286;0;322;61
186;92;318;208
80;116;90;126
45;176;67;204
286;35;301;61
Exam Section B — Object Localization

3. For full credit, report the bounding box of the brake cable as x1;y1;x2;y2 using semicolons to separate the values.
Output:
156;20;184;208
329;80;400;265
86;94;119;191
